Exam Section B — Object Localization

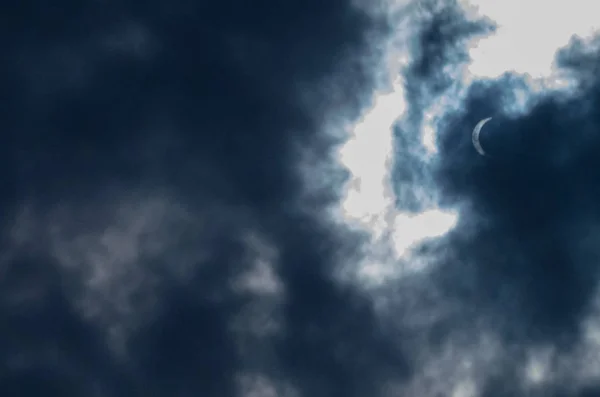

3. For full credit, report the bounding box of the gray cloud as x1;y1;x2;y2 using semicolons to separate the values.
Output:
4;0;600;396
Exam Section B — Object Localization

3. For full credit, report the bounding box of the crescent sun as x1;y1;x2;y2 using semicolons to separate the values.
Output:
472;117;492;156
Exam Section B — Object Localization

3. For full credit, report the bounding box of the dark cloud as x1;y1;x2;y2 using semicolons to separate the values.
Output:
5;0;600;395
391;0;495;213
408;1;600;395
406;0;496;97
0;251;128;396
272;220;410;397
0;0;411;396
435;51;600;343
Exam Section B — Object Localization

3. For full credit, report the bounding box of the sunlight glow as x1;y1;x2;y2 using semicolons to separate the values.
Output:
337;48;458;282
338;87;401;238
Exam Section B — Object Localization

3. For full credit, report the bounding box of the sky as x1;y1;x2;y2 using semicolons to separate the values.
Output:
2;0;600;396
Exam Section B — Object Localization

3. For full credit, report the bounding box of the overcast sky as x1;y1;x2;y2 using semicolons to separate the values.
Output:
2;0;600;396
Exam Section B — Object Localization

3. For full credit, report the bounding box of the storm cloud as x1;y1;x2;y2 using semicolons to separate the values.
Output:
2;0;600;396
1;0;406;396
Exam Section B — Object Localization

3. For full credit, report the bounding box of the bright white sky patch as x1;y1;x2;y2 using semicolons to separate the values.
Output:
338;86;401;238
392;209;457;257
465;0;599;80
